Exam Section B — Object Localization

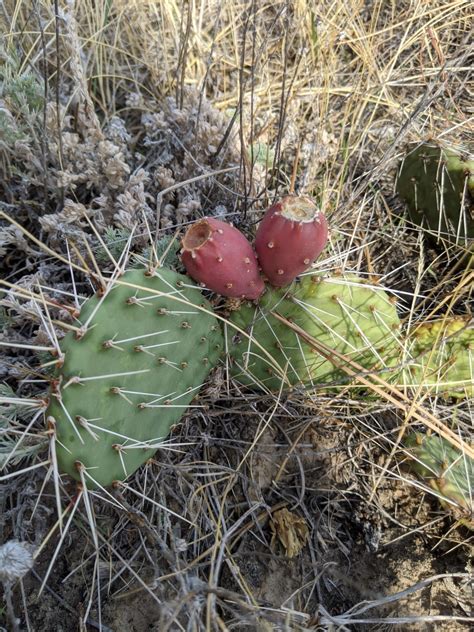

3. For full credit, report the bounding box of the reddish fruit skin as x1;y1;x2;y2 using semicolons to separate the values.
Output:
255;196;328;287
181;217;264;300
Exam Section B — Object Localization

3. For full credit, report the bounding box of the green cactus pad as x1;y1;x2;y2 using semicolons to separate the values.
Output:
46;268;223;488
396;143;474;243
404;433;473;528
227;274;401;391
402;318;473;399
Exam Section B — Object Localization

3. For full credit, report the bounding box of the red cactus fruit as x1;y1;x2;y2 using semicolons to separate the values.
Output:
255;195;328;287
181;217;265;300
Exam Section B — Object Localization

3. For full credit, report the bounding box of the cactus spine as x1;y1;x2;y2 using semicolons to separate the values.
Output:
227;273;473;398
46;268;223;488
402;317;473;399
396;142;474;243
228;274;401;391
404;433;473;528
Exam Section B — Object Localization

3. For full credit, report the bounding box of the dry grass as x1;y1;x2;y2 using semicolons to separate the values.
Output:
0;0;473;630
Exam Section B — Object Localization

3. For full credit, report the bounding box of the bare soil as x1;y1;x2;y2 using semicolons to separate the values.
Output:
6;414;472;631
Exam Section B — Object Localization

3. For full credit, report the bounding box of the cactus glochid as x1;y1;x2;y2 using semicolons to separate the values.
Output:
46;268;223;488
396;142;474;243
255;195;328;287
404;433;473;528
181;217;264;300
228;274;401;391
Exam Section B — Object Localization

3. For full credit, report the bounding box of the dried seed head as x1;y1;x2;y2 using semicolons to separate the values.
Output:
0;541;34;584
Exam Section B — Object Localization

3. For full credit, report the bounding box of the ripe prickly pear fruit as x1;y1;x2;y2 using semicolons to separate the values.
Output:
181;217;264;300
255;195;328;287
396;142;474;243
404;433;473;528
46;268;223;488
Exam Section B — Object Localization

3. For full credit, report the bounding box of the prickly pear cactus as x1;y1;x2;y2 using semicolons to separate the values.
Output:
255;195;328;287
181;217;264;299
404;433;473;528
228;274;401;391
46;268;223;488
396;142;474;243
402;317;473;399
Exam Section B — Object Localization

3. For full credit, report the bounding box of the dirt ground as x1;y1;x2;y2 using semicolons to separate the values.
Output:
6;413;472;631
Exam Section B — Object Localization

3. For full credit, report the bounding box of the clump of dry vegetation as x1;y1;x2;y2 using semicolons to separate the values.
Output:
0;1;472;630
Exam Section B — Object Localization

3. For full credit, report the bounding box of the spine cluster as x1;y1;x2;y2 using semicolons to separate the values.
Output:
42;188;472;494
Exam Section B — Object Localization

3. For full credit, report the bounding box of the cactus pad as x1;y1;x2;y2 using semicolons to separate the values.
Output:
402;317;473;399
404;433;473;528
396;143;474;243
46;268;223;488
228;274;401;391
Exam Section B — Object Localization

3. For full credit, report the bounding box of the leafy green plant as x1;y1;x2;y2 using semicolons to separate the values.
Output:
0;45;44;144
